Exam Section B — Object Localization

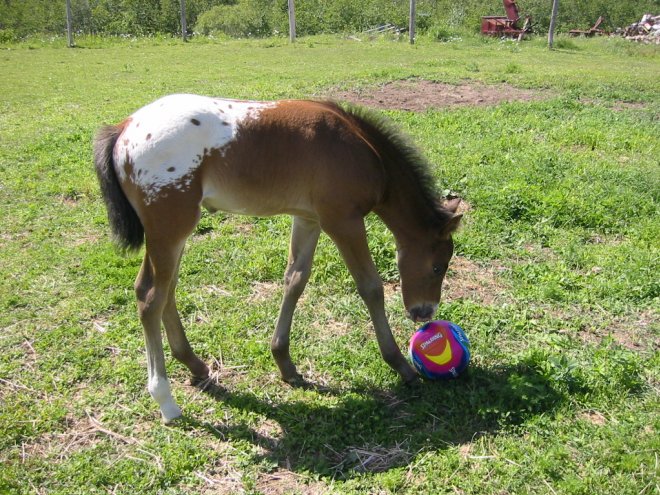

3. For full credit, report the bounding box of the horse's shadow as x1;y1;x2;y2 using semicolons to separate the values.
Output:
180;357;564;477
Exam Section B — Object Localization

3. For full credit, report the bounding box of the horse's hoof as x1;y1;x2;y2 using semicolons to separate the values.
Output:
191;362;210;381
402;368;421;385
404;374;422;386
190;373;212;388
161;404;183;424
163;414;185;426
282;372;305;387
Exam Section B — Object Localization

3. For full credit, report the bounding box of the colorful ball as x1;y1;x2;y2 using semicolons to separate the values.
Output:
409;320;470;379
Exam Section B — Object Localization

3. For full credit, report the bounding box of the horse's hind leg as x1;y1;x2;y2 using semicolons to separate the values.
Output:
162;253;210;380
136;203;202;422
272;216;320;383
135;245;185;423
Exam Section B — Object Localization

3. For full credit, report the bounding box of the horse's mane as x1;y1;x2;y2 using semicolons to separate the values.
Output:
322;100;454;228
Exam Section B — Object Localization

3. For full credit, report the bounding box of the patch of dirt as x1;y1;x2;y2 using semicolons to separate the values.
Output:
607;310;658;351
255;469;330;495
579;410;607;426
330;79;548;111
59;194;81;207
70;232;103;247
19;413;156;464
19;416;101;461
571;308;659;353
233;221;256;235
195;457;244;495
254;418;284;448
311;318;352;340
249;281;281;303
581;98;649;112
444;256;510;306
610;100;649;112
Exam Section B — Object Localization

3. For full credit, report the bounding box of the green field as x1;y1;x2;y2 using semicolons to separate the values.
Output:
1;34;658;494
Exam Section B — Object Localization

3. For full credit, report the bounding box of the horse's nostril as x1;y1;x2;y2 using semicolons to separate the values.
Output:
409;305;434;323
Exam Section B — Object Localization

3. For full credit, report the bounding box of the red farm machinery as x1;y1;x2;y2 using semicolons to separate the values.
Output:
481;0;532;39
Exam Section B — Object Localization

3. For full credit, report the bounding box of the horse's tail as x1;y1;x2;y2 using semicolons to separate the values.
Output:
93;124;144;253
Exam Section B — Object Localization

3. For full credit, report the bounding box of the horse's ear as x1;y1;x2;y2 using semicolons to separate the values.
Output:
441;213;463;238
444;198;461;214
435;197;462;237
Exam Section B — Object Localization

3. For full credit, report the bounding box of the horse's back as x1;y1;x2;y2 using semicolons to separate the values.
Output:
113;95;384;219
113;94;276;205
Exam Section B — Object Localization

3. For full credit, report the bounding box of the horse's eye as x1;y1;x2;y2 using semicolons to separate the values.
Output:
433;265;443;275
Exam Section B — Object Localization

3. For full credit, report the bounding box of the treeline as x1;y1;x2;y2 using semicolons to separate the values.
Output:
0;0;232;38
0;0;656;40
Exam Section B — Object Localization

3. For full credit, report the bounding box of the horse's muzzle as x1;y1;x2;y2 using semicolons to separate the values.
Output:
408;304;437;323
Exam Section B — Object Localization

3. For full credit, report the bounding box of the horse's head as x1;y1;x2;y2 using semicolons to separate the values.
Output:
397;199;462;323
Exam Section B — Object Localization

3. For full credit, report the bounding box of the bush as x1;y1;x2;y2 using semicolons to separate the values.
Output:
290;0;408;35
426;22;462;42
0;28;17;43
552;36;580;51
195;1;275;37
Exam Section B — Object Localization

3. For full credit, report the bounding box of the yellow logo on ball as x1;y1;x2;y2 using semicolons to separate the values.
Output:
423;338;453;365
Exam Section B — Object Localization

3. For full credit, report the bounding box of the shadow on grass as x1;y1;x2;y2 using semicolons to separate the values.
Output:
182;357;564;478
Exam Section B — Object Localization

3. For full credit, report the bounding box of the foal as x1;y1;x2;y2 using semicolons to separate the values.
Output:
94;94;461;422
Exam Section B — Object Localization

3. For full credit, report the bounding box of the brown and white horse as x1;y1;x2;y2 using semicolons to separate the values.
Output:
94;94;461;422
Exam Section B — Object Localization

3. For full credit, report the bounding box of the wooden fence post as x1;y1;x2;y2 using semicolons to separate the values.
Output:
65;0;74;47
409;0;416;44
288;0;296;42
548;0;559;48
180;0;188;42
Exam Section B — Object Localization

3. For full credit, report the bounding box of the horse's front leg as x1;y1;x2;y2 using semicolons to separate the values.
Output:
272;216;321;383
321;216;418;384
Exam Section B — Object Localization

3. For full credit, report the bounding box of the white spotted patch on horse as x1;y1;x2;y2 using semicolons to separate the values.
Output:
113;94;277;203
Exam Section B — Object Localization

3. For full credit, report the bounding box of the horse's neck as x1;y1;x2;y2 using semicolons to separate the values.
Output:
374;189;434;247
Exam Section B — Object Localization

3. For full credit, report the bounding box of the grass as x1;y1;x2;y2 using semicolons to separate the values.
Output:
0;33;658;494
